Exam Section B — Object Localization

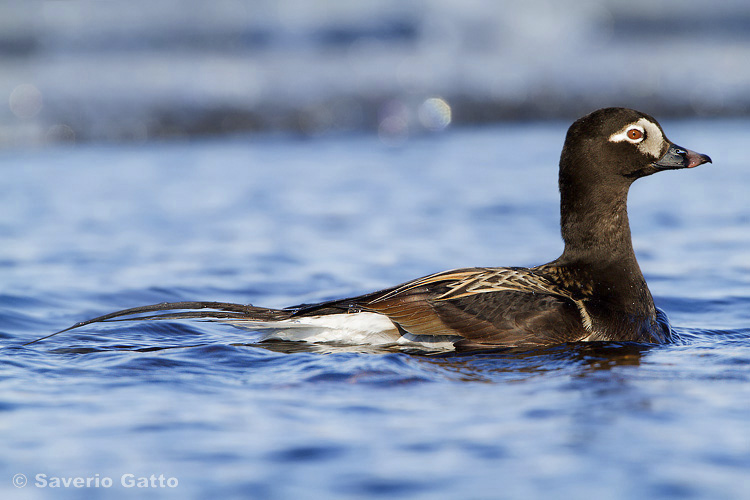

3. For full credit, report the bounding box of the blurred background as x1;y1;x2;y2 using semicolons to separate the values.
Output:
3;0;750;146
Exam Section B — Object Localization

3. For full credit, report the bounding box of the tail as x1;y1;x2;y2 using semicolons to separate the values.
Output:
23;301;294;346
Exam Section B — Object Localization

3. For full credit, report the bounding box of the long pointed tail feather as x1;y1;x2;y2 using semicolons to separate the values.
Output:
23;301;291;346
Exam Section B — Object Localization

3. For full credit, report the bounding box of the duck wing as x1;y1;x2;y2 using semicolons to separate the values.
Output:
292;267;591;349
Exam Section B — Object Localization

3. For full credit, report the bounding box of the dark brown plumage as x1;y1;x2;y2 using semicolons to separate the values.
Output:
30;108;712;351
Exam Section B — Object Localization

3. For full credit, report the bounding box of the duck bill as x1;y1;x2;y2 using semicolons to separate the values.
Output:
654;143;712;169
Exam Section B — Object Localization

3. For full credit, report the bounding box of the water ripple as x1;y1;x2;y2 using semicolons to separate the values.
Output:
2;127;749;499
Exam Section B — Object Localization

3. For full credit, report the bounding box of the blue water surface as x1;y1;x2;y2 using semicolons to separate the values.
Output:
1;121;749;499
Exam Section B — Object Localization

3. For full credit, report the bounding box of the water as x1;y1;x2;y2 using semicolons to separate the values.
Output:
1;121;749;499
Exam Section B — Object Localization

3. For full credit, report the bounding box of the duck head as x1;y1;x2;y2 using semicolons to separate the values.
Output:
560;107;712;184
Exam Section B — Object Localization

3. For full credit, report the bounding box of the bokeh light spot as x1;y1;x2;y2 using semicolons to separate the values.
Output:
418;97;451;131
9;83;43;120
378;100;410;144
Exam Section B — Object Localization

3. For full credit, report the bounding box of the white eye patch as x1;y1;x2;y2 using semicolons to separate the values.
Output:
608;118;665;159
609;125;645;143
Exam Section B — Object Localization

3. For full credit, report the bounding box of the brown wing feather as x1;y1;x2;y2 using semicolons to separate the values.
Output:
365;294;463;338
433;291;585;346
357;267;589;347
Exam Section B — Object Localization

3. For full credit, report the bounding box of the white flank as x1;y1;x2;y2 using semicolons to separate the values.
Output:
237;312;400;344
231;312;459;351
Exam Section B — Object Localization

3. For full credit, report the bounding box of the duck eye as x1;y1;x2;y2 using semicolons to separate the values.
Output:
627;128;643;141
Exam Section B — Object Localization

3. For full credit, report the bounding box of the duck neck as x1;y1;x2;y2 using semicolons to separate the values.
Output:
559;180;636;262
556;173;651;310
545;122;662;325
